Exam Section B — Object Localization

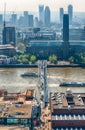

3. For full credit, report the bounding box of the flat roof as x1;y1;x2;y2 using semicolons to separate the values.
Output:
0;44;15;49
28;40;85;47
50;91;85;110
0;89;34;118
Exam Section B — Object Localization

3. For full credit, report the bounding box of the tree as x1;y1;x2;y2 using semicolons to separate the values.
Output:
75;53;85;64
30;55;36;64
49;55;57;64
17;54;29;64
69;56;74;63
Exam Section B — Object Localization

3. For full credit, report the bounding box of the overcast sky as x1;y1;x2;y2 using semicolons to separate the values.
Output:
0;0;85;12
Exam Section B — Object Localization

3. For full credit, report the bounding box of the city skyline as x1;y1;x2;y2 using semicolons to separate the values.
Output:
0;0;85;12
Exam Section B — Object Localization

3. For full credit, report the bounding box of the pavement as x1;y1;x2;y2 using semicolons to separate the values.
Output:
34;105;52;130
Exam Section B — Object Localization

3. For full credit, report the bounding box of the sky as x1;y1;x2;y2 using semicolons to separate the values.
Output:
0;0;85;12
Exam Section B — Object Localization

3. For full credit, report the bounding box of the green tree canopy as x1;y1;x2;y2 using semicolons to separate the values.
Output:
69;56;74;63
30;55;36;64
49;54;57;64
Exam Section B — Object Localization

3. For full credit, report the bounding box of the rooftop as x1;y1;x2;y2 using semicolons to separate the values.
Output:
28;40;85;47
0;44;15;49
50;90;85;128
50;90;85;111
52;114;85;120
0;89;34;118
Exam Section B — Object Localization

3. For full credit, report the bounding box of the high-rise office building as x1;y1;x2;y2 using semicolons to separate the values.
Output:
39;5;44;26
0;14;3;25
44;6;51;27
18;16;24;26
3;27;16;46
28;15;34;27
63;14;69;60
11;13;17;26
63;14;69;42
60;8;64;24
23;11;29;27
68;4;73;24
34;17;39;27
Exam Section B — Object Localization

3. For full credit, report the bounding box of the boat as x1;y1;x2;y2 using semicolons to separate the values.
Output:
60;82;85;87
21;72;39;77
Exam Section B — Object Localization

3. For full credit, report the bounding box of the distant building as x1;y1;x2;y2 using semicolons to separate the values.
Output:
0;14;3;25
0;44;16;57
26;40;63;60
50;89;85;129
63;14;69;42
28;15;34;27
69;27;85;41
24;30;56;44
18;16;24;26
68;4;73;24
23;11;29;27
39;5;44;26
60;8;64;24
26;40;85;60
44;6;51;27
34;17;39;27
63;14;69;60
3;26;16;47
11;13;17;26
0;55;12;64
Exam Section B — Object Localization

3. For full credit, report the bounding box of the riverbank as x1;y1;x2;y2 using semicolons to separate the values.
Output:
0;63;85;68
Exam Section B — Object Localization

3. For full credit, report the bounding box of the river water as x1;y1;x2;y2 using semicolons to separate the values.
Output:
0;67;85;93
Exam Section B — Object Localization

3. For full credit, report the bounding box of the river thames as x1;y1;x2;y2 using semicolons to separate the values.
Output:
0;67;85;93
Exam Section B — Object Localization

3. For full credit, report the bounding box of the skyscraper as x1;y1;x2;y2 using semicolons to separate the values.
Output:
0;14;3;25
34;17;39;27
11;13;17;26
3;27;16;46
60;8;64;24
68;4;73;24
63;14;69;42
23;11;29;27
28;15;34;27
39;5;44;26
63;14;69;60
44;6;51;27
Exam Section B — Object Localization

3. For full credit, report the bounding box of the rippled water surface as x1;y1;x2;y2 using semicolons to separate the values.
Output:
0;67;85;93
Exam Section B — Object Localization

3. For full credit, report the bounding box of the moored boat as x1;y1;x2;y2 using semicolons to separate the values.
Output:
60;82;85;87
21;72;39;77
